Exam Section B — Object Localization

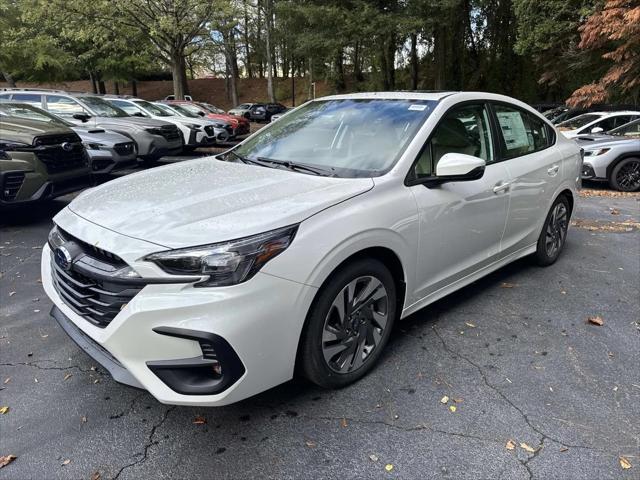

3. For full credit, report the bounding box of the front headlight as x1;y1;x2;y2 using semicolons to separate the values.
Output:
187;124;202;131
145;127;163;136
583;148;610;157
143;225;298;287
84;142;105;150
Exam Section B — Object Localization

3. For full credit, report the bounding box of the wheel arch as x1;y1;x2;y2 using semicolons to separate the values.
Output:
605;152;640;181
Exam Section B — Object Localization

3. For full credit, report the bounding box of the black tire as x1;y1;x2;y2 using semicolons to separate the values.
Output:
139;156;158;167
243;112;250;119
609;157;640;192
534;195;570;266
298;258;397;389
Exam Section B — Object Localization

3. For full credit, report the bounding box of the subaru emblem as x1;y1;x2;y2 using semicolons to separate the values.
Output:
61;142;73;152
54;246;73;271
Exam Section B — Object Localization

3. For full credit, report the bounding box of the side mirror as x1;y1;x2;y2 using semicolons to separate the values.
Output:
590;127;604;134
133;112;146;117
435;152;486;179
73;113;91;122
197;111;205;117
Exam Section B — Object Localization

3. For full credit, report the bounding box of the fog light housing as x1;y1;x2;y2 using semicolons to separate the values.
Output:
147;327;245;395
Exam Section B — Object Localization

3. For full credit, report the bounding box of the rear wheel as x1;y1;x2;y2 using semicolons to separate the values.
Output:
299;259;397;388
534;195;570;266
609;157;640;192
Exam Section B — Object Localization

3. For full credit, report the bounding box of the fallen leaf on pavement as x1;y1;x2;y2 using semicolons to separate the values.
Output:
619;456;632;469
340;418;348;428
193;416;207;425
560;447;568;452
453;398;463;403
385;464;394;472
449;405;457;413
587;316;604;326
369;454;379;462
61;459;71;466
505;440;516;450
0;407;9;415
63;373;72;381
501;282;517;288
465;322;476;328
520;443;536;453
610;208;620;215
440;395;449;404
0;455;17;468
3;378;9;384
8;292;15;297
90;471;101;480
305;440;316;448
81;416;87;423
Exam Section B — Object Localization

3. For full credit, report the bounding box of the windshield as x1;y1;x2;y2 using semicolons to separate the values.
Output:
135;100;171;117
174;103;205;116
80;96;129;117
153;103;179;116
0;102;71;126
609;119;640;137
199;103;225;114
233;99;437;177
557;113;601;129
169;104;200;118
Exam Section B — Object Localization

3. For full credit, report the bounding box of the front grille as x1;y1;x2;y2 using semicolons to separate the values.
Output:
50;230;144;328
33;133;81;146
2;172;25;200
204;125;215;136
113;142;135;156
160;126;181;142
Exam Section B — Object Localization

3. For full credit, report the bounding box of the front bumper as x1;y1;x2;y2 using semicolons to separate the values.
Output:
42;243;317;406
0;169;93;208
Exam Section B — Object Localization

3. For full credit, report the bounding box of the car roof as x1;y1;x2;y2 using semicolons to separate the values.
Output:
319;91;456;101
587;111;640;115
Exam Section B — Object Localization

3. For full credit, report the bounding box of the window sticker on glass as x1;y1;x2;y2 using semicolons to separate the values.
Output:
497;111;529;150
408;104;428;111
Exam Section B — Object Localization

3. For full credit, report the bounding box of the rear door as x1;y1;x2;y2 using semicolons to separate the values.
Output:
490;103;560;255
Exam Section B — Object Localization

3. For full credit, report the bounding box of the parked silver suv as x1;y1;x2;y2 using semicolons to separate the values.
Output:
0;89;183;161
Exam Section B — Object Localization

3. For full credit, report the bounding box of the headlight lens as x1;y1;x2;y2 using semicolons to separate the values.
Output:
143;225;298;287
583;148;610;157
84;142;105;150
145;127;163;136
187;124;202;131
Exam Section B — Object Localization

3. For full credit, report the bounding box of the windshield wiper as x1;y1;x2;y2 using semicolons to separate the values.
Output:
226;150;264;166
256;157;336;177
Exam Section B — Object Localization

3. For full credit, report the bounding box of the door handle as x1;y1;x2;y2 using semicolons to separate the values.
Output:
493;181;511;194
547;165;560;176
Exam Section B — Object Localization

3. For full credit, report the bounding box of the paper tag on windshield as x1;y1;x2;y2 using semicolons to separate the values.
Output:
408;104;427;111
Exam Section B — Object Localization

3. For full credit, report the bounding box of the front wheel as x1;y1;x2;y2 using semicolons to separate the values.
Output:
298;259;397;389
609;157;640;192
534;195;570;266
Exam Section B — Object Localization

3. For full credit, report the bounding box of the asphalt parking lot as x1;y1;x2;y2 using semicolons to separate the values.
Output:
1;171;639;479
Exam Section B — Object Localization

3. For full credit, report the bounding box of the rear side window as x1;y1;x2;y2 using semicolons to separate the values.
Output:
493;104;552;159
110;100;144;116
11;93;42;107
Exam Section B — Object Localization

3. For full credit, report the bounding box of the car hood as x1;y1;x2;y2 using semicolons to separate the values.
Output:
71;126;132;145
66;158;374;248
576;136;640;148
93;116;173;129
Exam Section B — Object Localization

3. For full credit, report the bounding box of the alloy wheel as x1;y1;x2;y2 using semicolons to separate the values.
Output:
321;276;389;374
615;160;640;191
545;202;568;258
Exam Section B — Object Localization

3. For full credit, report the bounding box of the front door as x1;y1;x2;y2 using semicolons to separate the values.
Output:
408;103;510;301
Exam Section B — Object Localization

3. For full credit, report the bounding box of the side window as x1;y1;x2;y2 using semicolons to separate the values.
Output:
413;103;494;178
11;93;42;107
45;95;85;116
110;100;144;116
494;104;551;158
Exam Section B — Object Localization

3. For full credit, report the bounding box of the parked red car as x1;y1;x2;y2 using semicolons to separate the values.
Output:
162;100;250;137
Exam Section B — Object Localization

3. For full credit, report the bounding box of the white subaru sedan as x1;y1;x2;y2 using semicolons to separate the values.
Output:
42;92;582;406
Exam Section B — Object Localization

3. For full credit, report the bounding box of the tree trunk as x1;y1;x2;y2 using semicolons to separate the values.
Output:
410;33;419;90
98;79;106;95
113;81;120;95
171;52;187;100
334;49;346;92
354;41;364;82
243;0;253;78
131;79;138;97
433;25;447;90
2;70;16;88
89;72;98;94
265;0;276;102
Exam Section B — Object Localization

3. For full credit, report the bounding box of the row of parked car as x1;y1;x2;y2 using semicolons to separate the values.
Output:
543;106;640;192
0;88;253;209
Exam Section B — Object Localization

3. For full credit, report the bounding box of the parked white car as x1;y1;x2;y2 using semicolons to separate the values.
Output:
105;97;220;149
152;102;230;144
42;91;581;406
556;111;640;138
